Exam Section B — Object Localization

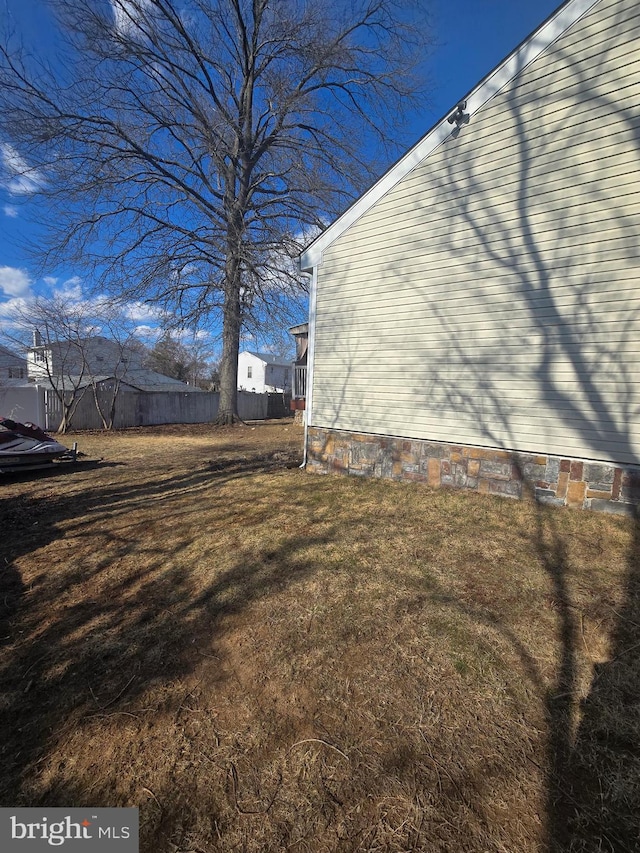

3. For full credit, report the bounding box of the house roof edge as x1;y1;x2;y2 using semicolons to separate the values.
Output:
298;0;602;272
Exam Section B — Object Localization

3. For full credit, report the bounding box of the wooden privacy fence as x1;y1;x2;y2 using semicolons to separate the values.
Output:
66;389;271;429
267;393;292;419
0;385;291;430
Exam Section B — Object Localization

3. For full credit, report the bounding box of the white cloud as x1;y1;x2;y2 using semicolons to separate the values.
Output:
133;324;161;340
0;294;30;320
3;204;18;218
40;274;84;304
83;323;103;336
53;275;83;302
111;0;153;36
34;282;166;335
124;300;165;322
0;265;32;297
168;262;197;282
0;143;46;195
171;328;192;342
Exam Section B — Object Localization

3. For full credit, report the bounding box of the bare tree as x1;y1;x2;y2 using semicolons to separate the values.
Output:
88;313;142;430
4;296;94;432
144;332;217;387
3;295;142;431
181;335;219;389
0;0;430;423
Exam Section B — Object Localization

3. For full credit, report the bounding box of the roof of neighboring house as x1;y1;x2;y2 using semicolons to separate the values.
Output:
299;0;601;271
121;370;204;392
28;335;147;370
242;351;292;366
34;370;203;393
0;378;31;388
0;343;26;363
289;323;309;336
30;334;137;351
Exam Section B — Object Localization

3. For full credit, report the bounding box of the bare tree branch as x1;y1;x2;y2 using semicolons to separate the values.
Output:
0;0;431;422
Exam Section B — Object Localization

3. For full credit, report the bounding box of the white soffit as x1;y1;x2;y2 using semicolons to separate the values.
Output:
299;0;603;272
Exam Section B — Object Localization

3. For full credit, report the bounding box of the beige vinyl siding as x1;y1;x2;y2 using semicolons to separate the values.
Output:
327;151;640;247
310;0;640;465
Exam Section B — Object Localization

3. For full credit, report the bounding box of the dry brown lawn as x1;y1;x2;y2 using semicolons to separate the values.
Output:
1;420;638;852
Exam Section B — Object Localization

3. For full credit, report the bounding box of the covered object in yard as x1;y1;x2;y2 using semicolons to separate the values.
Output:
0;417;75;472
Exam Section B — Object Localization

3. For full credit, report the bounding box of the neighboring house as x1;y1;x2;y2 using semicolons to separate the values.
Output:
0;343;28;381
0;344;31;422
299;0;640;513
27;333;144;380
26;334;200;392
238;351;292;393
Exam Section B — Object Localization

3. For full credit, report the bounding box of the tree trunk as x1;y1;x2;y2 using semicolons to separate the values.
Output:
216;273;242;425
57;391;74;433
91;382;110;430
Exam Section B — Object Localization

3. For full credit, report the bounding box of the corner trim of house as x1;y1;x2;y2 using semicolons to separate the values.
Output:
301;266;318;467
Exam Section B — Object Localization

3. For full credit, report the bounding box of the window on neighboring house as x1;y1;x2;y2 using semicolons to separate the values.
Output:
247;366;252;378
96;355;104;362
34;351;45;363
8;367;25;379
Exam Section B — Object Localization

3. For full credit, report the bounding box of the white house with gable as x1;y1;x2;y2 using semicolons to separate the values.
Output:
238;351;292;394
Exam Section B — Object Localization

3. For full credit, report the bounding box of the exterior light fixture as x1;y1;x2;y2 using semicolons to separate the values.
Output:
447;101;469;128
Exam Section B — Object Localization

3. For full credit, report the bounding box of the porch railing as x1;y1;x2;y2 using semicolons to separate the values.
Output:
293;364;307;399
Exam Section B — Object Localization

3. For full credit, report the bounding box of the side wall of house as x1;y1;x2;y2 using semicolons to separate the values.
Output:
264;363;292;393
238;353;266;393
0;346;28;380
309;0;640;477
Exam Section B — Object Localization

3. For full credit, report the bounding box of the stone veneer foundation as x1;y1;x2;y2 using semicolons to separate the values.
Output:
306;427;640;514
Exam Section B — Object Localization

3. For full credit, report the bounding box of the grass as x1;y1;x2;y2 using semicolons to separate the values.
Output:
0;420;638;852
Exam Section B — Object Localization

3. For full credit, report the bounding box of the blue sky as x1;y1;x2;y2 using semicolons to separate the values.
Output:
0;0;562;335
418;0;562;131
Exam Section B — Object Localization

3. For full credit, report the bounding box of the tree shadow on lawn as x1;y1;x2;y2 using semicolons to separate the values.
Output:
510;502;640;853
431;495;640;853
458;453;640;853
0;451;319;812
545;509;640;853
3;449;639;852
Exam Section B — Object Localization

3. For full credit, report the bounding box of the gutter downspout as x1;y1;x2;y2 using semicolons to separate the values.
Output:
300;264;318;469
